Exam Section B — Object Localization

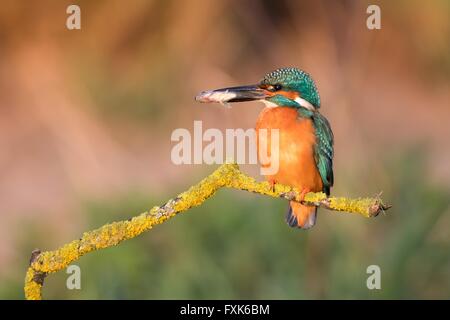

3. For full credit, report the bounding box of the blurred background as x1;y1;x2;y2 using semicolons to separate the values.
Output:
0;0;449;299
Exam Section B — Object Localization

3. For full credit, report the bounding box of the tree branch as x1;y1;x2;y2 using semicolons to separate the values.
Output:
24;163;390;300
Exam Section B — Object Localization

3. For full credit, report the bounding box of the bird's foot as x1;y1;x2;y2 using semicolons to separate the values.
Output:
299;188;311;203
268;179;277;193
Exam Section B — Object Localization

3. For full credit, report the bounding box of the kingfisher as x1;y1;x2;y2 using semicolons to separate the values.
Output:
196;67;334;229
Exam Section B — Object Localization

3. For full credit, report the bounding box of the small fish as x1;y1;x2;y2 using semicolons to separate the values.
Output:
195;90;236;108
196;85;267;108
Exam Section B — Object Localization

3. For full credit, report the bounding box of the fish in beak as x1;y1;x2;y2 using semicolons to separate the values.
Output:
195;85;269;107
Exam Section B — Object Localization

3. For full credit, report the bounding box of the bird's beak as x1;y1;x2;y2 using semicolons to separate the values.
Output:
195;85;268;104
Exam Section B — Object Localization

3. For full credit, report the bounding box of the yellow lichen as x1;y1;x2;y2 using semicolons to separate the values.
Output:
328;197;379;217
24;163;389;300
24;268;43;300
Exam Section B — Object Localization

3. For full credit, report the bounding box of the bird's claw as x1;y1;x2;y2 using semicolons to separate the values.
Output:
299;188;311;203
269;179;277;193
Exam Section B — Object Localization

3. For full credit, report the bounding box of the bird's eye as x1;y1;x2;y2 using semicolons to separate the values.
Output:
273;84;282;91
267;84;282;92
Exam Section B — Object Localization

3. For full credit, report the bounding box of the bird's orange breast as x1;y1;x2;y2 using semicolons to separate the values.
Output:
256;107;323;192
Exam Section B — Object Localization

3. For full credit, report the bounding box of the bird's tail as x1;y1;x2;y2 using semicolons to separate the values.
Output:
286;201;317;229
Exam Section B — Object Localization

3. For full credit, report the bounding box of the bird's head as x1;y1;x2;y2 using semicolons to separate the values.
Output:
196;67;320;110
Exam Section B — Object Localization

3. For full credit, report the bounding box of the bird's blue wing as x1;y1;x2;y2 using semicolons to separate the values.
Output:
312;113;334;195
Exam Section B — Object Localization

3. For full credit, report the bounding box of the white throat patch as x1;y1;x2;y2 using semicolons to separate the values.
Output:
294;97;315;111
261;97;315;110
261;100;278;108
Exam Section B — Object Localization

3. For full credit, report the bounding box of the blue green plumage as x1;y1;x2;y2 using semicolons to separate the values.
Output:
260;67;321;108
312;112;334;195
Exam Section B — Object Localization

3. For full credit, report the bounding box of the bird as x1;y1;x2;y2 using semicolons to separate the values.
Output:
196;67;334;229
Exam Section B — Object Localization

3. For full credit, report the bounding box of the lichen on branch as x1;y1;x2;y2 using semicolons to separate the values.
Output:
24;163;390;300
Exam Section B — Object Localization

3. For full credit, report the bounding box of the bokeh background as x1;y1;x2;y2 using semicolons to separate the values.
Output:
0;0;449;299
